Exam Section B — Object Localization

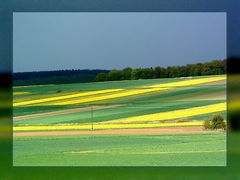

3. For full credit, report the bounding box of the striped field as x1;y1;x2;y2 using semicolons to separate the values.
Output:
13;75;227;166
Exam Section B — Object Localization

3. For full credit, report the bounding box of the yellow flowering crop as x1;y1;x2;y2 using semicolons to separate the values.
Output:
50;87;168;105
106;102;226;123
13;92;31;95
13;84;54;89
14;76;226;107
147;76;226;88
13;121;203;131
13;89;123;107
41;76;226;106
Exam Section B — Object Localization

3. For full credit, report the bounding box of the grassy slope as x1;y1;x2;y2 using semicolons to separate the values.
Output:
13;83;226;126
14;100;225;126
13;77;186;116
13;78;183;103
13;75;227;166
13;75;224;103
13;132;226;166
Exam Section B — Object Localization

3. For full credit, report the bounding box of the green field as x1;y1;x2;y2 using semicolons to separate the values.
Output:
13;75;227;166
13;132;226;166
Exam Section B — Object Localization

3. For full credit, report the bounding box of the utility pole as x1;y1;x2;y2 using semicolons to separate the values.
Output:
91;105;93;131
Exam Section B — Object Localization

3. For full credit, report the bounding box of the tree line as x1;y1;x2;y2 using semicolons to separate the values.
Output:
13;69;109;86
95;60;226;82
13;59;226;86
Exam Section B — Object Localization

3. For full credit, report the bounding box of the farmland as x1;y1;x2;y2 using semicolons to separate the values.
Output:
14;132;226;166
13;75;227;166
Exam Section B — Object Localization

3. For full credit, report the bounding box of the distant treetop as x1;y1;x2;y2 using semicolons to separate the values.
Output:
13;59;226;86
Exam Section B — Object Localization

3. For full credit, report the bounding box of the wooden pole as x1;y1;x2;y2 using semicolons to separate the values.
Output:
91;106;93;131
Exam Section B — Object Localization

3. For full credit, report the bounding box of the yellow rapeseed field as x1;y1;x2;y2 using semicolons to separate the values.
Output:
13;92;31;95
13;89;123;107
13;84;54;89
13;121;203;131
105;102;226;123
47;76;225;106
50;87;168;105
14;76;226;107
147;76;226;88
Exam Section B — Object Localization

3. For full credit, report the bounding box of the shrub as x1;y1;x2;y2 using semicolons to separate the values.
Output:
204;115;226;130
95;72;108;82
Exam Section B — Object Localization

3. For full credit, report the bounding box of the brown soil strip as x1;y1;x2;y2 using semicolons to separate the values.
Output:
14;104;124;121
197;79;226;86
14;126;204;137
185;96;226;101
179;91;226;101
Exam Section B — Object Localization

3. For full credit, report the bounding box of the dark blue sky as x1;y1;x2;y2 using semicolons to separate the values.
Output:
13;13;226;72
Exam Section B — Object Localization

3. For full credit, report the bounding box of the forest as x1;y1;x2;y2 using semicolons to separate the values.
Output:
95;60;226;82
13;59;226;86
13;69;109;86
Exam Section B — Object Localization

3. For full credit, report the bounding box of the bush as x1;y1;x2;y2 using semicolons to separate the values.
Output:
204;115;226;130
95;72;108;82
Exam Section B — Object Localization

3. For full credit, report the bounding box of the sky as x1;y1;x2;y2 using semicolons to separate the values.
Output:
13;13;226;72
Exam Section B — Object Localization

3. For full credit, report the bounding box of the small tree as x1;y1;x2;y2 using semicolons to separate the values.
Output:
108;70;122;81
95;72;108;82
131;68;142;80
204;115;226;130
122;67;132;80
